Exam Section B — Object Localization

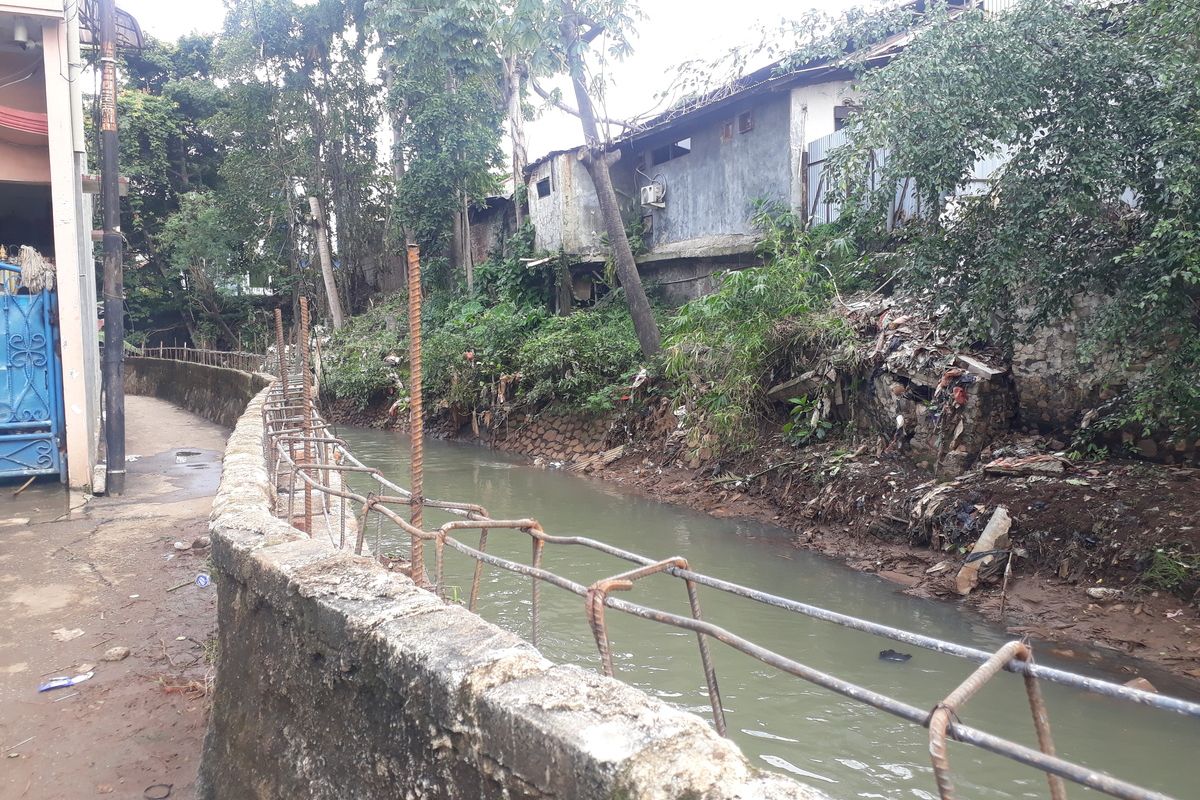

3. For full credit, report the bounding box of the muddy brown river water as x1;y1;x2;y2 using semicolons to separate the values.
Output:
338;427;1199;799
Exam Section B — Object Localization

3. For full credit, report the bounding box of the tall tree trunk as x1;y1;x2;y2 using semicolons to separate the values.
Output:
462;191;474;292
309;195;347;329
558;7;660;357
385;61;412;285
504;56;528;229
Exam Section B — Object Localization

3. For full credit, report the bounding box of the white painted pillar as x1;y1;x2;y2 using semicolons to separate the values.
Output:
43;17;100;488
788;87;809;217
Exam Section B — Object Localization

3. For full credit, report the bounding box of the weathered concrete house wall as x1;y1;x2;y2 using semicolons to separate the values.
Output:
524;68;861;305
527;149;637;261
631;91;792;253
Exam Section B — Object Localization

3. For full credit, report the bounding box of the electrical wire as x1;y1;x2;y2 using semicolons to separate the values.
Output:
0;63;40;91
0;52;41;85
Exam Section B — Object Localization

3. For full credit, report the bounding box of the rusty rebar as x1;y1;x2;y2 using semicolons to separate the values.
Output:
684;576;727;736
468;528;489;612
407;243;426;586
583;559;689;679
299;297;313;535
531;537;544;648
585;579;618;676
1022;653;1068;800
929;641;1066;800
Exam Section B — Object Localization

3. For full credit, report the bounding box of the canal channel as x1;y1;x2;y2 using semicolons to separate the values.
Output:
338;426;1199;799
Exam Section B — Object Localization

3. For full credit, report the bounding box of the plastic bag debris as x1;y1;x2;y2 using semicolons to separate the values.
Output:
38;671;94;692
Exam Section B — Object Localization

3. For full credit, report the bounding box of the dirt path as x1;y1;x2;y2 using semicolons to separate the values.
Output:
0;396;227;800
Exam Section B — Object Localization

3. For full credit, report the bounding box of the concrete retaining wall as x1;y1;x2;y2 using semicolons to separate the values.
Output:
200;389;823;800
124;357;271;429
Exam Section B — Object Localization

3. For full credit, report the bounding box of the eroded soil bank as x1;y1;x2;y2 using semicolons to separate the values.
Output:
329;396;1200;689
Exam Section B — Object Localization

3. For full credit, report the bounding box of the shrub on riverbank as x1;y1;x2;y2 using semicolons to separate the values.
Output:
518;291;649;412
320;295;408;406
663;212;856;447
322;210;856;438
321;278;648;418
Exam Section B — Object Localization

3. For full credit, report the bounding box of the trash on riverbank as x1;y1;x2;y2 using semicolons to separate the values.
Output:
983;454;1069;477
51;627;85;642
955;506;1012;595
38;671;93;692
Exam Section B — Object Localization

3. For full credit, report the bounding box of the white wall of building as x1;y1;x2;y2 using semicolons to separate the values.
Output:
39;5;101;488
789;79;859;215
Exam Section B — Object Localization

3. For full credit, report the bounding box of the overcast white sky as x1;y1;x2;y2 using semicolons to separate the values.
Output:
119;0;852;155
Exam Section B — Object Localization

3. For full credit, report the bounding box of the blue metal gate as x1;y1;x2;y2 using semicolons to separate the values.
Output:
0;263;65;480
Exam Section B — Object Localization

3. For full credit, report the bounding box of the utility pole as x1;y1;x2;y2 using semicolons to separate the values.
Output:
99;0;126;494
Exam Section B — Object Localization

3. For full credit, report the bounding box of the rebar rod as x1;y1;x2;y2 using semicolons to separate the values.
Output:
407;242;426;585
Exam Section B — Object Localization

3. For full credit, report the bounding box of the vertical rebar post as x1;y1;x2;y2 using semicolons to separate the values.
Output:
684;579;727;736
929;641;1067;800
531;538;545;648
299;297;314;535
406;243;426;585
274;308;289;396
468;528;489;612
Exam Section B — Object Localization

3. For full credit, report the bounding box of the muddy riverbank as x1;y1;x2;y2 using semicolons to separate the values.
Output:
327;396;1200;688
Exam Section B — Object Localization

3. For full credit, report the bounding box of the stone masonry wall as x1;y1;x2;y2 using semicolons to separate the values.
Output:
1012;298;1199;463
490;408;613;464
125;356;271;429
199;389;824;800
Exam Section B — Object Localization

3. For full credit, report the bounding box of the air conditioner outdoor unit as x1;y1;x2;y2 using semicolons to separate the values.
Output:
640;183;665;208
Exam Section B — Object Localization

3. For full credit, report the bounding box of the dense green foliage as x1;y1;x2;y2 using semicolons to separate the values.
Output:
370;0;507;275
831;0;1200;439
324;207;851;441
111;2;388;348
320;295;410;403
517;293;647;411
663;211;852;444
422;299;548;413
112;0;662;352
115;36;250;346
323;234;646;416
1141;547;1200;594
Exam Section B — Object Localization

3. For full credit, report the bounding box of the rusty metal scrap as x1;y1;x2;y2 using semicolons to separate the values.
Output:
929;641;1066;800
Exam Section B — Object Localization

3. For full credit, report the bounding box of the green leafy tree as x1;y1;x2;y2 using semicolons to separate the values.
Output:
160;191;249;345
112;36;237;345
214;0;386;318
370;0;508;287
829;0;1200;437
